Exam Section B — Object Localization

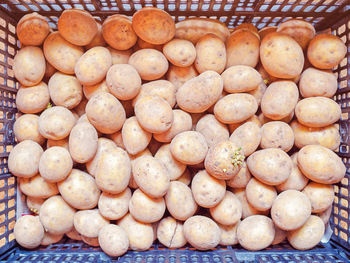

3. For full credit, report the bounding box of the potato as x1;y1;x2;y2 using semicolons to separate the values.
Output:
302;182;334;213
287;215;325;250
39;106;76;140
157;217;186;248
16;82;50;114
128;149;152;189
106;64;141;101
163;39;196;67
14;114;45;145
247;148;293;185
291;121;340;150
261;81;299;120
176;70;223;113
260;121;294;152
108;131;125;150
272;225;287;245
102;15;137;50
132;7;175;45
135;95;173;134
170;131;208;165
108;47;132;64
99;224;129;257
58;169;101;209
271;190;311;230
183;215;221;250
219;222;239;246
73;97;88;117
8;140;43;178
41;232;64;246
214;93;258;124
177;169;192;186
297;144;346;184
226;29;260;68
135;38;163;51
39;195;76;235
26;196;45;215
58;9;97;46
47;138;69;150
133;155;170;197
165;181;197;221
86;92;126;134
154;109;192;143
222;65;262;93
85;22;106;49
195;114;229;148
43;32;84;74
307;33;347;69
166;64;198;91
74;209;109;238
233;189;263;219
129;189;165;223
295;97;341;128
191;170;226;208
118;213;154;251
260;32;304;78
226;162;251;189
195;34;226;74
98;188;131;220
237;215;275;251
259;111;294;126
17;12;50;46
210;191;242;225
129;49;169;80
246;178;277;211
258;26;277;40
317;205;332;225
299;68;337;98
228;115;261;133
230;122;261;156
249;81;267;106
82;236;99;247
66;226;82;241
14;215;44;249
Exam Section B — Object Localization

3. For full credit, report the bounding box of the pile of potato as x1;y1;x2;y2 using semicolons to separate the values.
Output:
11;7;347;256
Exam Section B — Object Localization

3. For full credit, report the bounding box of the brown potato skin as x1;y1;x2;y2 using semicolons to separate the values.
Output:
14;215;44;249
17;12;50;46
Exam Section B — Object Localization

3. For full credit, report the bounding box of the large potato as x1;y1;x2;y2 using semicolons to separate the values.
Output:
98;188;131;220
302;182;334;213
230;122;261;156
210;191;242;225
14;114;44;145
166;64;198;91
17;12;50;46
245;178;277;211
16;82;50;114
14;215;44;249
98;224;129;257
222;65;262;93
163;39;196;67
157;217;186;248
20;174;58;198
74;209;109;238
196;114;229;148
226;162;251;189
260;121;294;152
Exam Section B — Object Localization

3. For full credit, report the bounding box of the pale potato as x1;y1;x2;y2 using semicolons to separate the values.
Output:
196;114;229;148
163;39;196;67
166;64;198;91
228;115;261;133
245;178;277;211
248;81;267;106
233;189;262;219
177;169;192;186
230;122;261;156
272;225;287;245
108;131;126;150
98;188;131;220
98;224;129;257
219;222;239;246
222;65;262;93
226;162;251;189
14;215;44;249
260;121;294;152
107;47;132;64
302;182;334;213
258;111;294;125
128;149;152;189
210;191;242;225
17;12;50;46
47;138;69;150
134;38;163;51
16;82;50;114
74;209;109;238
14;114;45;145
317;205;332;225
258;26;277;40
26;196;45;215
157;217;186;248
41;232;64;246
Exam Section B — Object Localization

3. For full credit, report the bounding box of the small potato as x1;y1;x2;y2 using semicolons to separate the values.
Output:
135;38;163;51
129;49;169;80
297;144;346;184
47;138;69;150
43;32;84;74
237;215;275;251
86;92;126;134
74;209;109;238
234;189;263;219
98;188;131;220
226;162;251;189
230;122;261;156
118;213;154;251
108;131;125;150
154;109;192;143
248;81;267;106
66;226;82;241
176;70;223;113
195;34;226;74
196;114;229;148
157;217;186;248
170;131;208;165
85;22;106;49
184;216;221;250
259;111;294;125
166;64;198;91
245;178;277;211
299;68;337;98
258;26;277;40
108;47;132;64
219;222;239;246
272;225;287;245
58;169;101;209
26;197;45;214
122;116;151;155
39;106;76;140
133;155;170;197
210;191;242;225
128;149;152;189
191;170;226;208
16;82;50;114
73;97;88;117
106;64;141;100
177;169;192;186
99;224;129;257
14;215;44;249
163;39;196;67
82;236;100;247
214;93;258;124
41;232;64;246
44;61;57;80
295;97;341;128
260;121;294;152
39;146;72;182
39;195;76;235
261;81;299;120
247;148;292;185
8;140;43;178
129;189;165;223
307;33;347;69
75;47;112;86
165;181;197;221
291;120;340;150
317;205;332;225
228;115;261;133
287;215;325;250
14;46;45;86
271;190;311;230
135;95;173;134
17;12;50;46
14;114;45;145
222;65;262;93
302;182;334;213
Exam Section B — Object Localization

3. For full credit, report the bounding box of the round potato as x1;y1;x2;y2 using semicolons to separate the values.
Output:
157;217;186;248
246;178;277;211
295;97;341;128
108;47;132;65
228;115;261;133
237;215;275;251
163;39;196;67
14;215;44;249
16;82;50;114
99;224;129;257
196;114;229;148
65;226;82;241
219;222;239;246
20;174;58;198
98;188;131;220
234;189;264;219
302;182;334;213
226;162;251;189
74;209;109;238
82;236;99;247
128;149;152;189
14;114;45;145
260;121;294;152
41;232;63;246
210;191;242;225
26;196;45;215
177;169;192;186
17;12;50;46
230;122;261;156
222;65;262;93
166;64;198;91
184;215;220;250
47;138;69;150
